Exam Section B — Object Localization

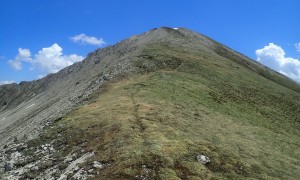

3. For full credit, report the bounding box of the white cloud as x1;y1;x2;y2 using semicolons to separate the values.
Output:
70;33;105;46
32;43;84;73
17;48;32;61
0;80;16;85
295;42;300;52
9;48;32;70
8;43;84;75
9;60;23;70
256;43;300;82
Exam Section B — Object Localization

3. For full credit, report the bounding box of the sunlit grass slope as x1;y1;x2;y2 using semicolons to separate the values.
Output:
25;44;300;179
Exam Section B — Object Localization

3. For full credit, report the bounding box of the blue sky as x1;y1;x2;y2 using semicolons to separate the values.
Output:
1;0;300;84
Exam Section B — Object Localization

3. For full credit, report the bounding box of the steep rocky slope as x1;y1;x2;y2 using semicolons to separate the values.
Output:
1;27;299;179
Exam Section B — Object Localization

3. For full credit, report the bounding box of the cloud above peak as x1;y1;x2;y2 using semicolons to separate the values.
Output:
255;43;300;82
9;43;84;75
70;33;105;46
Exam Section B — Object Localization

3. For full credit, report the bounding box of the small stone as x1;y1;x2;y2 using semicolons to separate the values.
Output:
4;163;12;172
74;165;80;171
197;154;210;164
23;134;28;140
93;161;103;169
13;136;18;143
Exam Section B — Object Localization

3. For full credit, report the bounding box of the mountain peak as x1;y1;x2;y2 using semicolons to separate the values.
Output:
1;27;300;179
113;26;217;56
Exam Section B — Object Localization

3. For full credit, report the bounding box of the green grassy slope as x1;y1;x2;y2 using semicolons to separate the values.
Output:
18;43;300;179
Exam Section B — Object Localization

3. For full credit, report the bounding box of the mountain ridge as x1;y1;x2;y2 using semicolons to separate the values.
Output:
0;27;299;179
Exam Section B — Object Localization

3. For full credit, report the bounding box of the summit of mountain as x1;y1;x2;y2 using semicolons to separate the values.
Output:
0;27;299;179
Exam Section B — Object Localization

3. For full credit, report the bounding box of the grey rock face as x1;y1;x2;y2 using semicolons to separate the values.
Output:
0;31;141;148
